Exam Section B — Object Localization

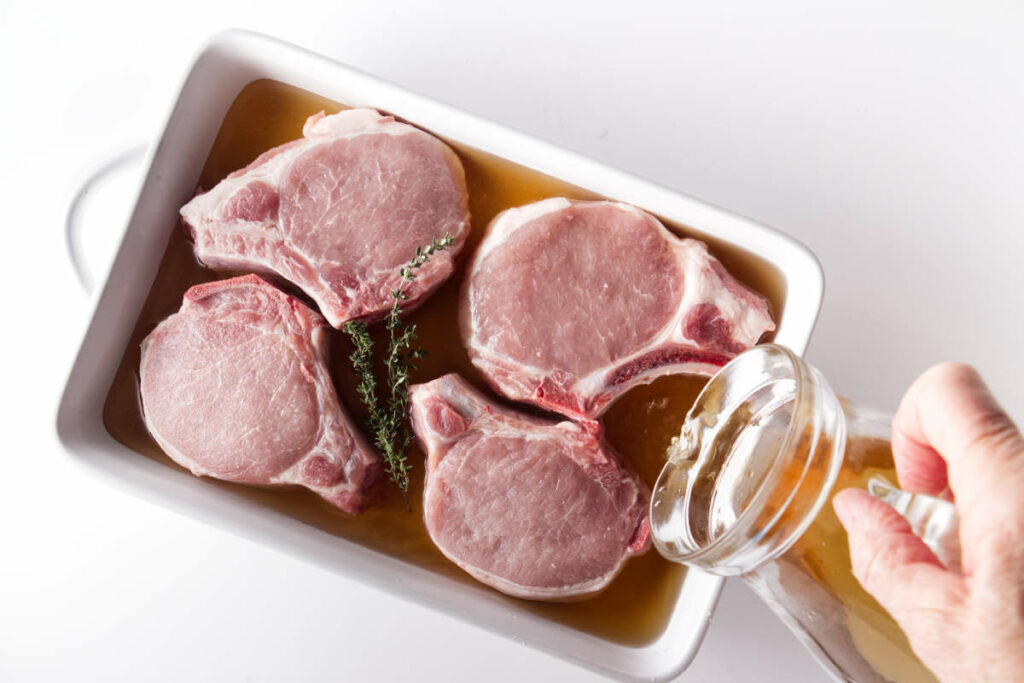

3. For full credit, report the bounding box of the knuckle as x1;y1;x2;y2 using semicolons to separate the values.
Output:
964;411;1024;457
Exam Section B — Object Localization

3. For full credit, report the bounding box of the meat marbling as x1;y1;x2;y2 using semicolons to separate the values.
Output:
181;108;471;327
409;374;650;600
462;198;775;421
140;274;380;514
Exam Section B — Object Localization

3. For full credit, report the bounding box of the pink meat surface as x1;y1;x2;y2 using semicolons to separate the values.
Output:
462;198;775;421
409;374;650;600
180;109;471;327
139;275;380;514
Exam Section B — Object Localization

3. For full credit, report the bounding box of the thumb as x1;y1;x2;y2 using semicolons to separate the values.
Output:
832;488;964;626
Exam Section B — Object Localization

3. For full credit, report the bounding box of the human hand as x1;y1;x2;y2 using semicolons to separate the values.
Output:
833;363;1024;682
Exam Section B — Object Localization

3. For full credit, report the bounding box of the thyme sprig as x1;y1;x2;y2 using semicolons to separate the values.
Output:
344;234;456;501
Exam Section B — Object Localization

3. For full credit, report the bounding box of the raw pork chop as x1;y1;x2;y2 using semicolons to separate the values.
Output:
180;108;471;327
139;274;380;514
462;198;775;421
409;374;650;600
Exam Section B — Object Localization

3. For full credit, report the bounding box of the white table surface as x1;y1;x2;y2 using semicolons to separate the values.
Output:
2;2;1022;681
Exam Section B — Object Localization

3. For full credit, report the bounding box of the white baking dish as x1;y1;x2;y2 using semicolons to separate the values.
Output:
56;30;823;681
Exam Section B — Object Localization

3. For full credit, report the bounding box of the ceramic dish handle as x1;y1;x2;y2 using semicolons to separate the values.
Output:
65;144;148;294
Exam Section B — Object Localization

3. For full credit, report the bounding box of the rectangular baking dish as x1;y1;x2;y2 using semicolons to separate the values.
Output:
56;30;823;682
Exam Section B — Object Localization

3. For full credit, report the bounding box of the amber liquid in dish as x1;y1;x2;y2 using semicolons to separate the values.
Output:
102;79;785;646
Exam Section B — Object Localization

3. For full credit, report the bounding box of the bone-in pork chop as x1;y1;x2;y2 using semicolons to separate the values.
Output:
462;198;775;421
409;374;650;600
139;275;380;514
181;109;471;327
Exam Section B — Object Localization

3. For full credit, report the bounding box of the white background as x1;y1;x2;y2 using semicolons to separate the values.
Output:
2;1;1022;681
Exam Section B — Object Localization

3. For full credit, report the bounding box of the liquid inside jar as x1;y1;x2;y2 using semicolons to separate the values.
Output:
749;436;938;683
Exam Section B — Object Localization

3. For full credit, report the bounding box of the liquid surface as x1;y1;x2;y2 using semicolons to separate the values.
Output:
102;79;785;646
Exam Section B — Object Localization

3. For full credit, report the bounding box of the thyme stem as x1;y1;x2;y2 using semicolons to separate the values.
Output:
344;234;456;503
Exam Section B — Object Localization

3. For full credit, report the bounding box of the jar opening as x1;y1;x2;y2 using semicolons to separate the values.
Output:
650;344;845;575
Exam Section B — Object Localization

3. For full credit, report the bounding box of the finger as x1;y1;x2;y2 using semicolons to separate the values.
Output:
892;363;1024;514
890;425;950;497
833;488;964;624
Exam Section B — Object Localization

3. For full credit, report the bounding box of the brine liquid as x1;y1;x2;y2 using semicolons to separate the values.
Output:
101;79;785;646
750;436;938;682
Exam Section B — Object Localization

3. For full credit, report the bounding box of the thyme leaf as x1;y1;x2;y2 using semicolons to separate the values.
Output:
343;234;456;503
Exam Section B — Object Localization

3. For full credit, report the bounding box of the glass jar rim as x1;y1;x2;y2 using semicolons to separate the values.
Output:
650;343;845;572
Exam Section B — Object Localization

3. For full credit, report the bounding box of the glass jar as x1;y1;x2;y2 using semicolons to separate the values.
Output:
650;344;960;683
